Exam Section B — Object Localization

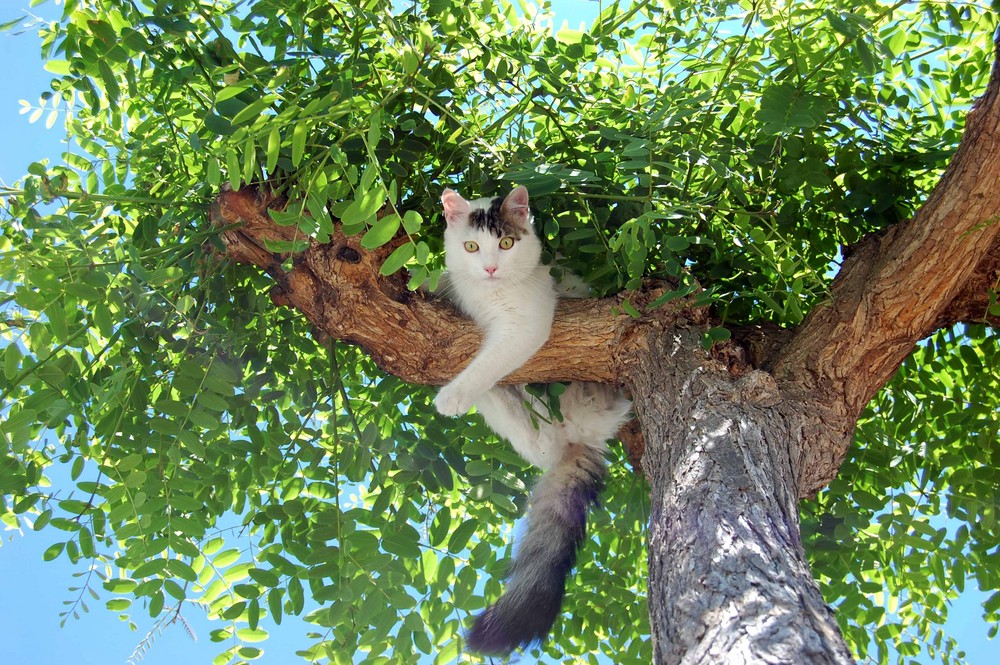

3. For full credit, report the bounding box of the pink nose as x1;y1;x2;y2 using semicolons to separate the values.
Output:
484;266;498;276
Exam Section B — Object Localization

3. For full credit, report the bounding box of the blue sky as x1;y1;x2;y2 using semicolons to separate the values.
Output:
0;1;995;664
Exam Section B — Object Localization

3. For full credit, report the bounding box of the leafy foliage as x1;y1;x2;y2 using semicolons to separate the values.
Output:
0;0;996;663
803;324;1000;665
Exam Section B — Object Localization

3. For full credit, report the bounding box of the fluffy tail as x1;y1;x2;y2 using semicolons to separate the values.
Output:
467;442;606;655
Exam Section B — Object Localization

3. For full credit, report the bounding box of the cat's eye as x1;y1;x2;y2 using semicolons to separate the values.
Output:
498;236;515;250
464;241;479;253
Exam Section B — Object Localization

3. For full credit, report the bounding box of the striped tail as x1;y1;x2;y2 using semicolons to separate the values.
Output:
467;442;606;655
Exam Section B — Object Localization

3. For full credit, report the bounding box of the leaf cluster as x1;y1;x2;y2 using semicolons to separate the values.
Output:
803;325;1000;665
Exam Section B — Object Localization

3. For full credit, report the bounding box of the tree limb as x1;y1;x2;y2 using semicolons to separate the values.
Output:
210;185;708;389
766;31;1000;491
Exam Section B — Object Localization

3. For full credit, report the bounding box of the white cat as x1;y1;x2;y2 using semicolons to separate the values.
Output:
434;186;556;417
435;186;632;655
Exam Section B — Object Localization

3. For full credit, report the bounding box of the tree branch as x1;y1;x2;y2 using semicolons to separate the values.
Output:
768;30;1000;491
210;185;708;389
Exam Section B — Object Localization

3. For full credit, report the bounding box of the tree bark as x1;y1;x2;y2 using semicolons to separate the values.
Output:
630;328;853;664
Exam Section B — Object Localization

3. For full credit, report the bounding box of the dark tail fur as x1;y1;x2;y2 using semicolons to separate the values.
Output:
467;442;606;655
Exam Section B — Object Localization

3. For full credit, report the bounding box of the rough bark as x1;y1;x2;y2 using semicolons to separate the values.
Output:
632;329;852;665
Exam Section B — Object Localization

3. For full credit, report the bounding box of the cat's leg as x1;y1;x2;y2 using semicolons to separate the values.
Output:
434;318;551;417
557;383;633;450
475;387;561;470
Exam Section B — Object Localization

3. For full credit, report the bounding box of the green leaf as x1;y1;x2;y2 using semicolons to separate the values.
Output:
169;559;198;582
402;210;422;234
428;507;451;547
235;583;259;599
620;299;641;318
701;326;731;350
92;302;114;337
291;121;307;167
402;48;419;76
287;577;304;615
663;236;690;252
149;589;164;617
104;579;137;594
164;579;186;600
341;166;387;229
465;460;493;477
379;242;414;275
367;110;382;149
382;523;421;558
106;598;132;612
0;16;27;32
133;558;168;579
213;549;241;568
226;149;241;185
248;567;280;587
33;508;52;531
236;628;270;643
97;60;121;104
266;126;280;174
205;113;233;136
447;519;478;554
42;542;65;561
216;82;251;103
230;96;276;126
3;344;21;380
267;588;283;625
222;601;246;620
361;214;401;250
243;133;258;184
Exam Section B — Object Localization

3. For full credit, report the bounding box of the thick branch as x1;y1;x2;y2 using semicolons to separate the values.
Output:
635;330;853;664
210;185;707;389
767;33;1000;491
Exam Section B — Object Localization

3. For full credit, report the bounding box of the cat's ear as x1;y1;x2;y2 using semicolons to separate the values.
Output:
441;188;472;226
501;185;531;227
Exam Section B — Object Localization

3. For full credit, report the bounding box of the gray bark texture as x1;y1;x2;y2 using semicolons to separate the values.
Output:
628;329;853;664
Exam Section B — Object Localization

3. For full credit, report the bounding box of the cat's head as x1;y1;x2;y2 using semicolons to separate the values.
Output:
440;186;542;284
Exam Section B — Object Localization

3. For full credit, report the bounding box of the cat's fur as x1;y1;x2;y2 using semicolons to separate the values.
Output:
434;186;555;418
435;186;632;655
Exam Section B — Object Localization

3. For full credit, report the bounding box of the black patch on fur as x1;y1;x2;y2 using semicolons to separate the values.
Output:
468;196;526;239
467;446;606;655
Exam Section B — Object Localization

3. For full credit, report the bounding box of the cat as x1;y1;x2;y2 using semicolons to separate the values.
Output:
434;186;556;418
435;186;632;655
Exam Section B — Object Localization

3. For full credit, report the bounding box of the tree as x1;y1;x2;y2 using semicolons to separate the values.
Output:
1;0;998;663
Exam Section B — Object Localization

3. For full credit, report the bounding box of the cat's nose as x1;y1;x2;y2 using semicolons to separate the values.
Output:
484;265;498;276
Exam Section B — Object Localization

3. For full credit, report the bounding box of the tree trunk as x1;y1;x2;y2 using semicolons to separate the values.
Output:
628;328;854;664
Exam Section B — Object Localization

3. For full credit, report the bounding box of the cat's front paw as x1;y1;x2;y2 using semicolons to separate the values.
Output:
435;383;475;417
